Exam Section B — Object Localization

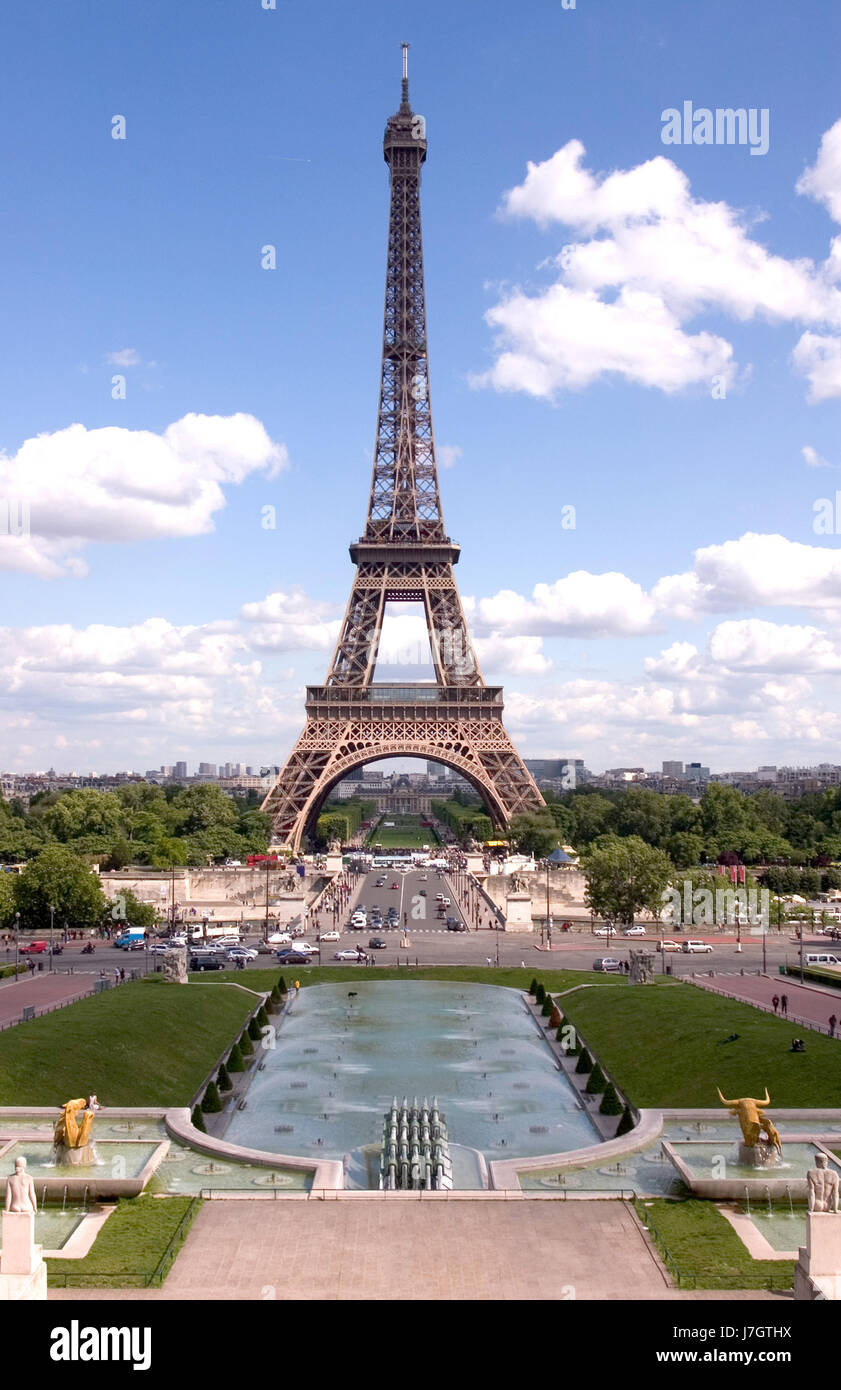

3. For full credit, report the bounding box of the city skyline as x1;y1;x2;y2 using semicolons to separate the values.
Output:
1;1;840;776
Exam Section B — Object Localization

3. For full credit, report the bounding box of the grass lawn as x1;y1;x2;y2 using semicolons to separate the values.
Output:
559;979;841;1108
367;814;439;849
635;1199;793;1290
47;1197;200;1288
0;980;258;1105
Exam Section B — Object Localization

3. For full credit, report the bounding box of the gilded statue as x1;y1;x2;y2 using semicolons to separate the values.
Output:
716;1086;782;1155
53;1095;99;1152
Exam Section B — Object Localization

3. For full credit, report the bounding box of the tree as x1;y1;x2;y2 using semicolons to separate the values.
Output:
585;1063;606;1095
508;813;561;860
615;1105;635;1136
575;1048;592;1075
227;1043;245;1073
15;845;106;930
0;873;16;928
201;1081;222;1113
600;1082;623;1116
107;889;156;930
217;1063;232;1092
581;835;672;926
191;1104;206;1133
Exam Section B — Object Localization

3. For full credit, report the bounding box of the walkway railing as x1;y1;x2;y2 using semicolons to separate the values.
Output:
634;1202;794;1291
691;974;840;1037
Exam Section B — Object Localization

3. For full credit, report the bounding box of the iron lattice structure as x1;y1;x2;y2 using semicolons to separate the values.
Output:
263;51;544;850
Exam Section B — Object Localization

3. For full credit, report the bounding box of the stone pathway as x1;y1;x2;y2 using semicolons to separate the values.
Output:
48;1200;784;1301
0;972;99;1028
698;972;841;1035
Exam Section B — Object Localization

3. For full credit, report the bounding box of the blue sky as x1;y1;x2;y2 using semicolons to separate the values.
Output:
1;0;840;774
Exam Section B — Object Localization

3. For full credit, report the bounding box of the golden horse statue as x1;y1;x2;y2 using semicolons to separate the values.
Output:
53;1096;98;1152
716;1087;782;1154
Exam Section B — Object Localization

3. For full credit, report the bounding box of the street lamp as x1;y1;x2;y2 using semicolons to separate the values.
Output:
14;911;19;980
49;905;55;972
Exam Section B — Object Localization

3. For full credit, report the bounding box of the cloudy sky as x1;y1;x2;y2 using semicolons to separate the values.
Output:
1;0;840;775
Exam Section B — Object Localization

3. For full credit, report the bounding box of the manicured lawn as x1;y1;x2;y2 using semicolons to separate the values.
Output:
367;814;439;848
559;980;841;1108
47;1197;199;1288
0;980;257;1105
635;1199;793;1290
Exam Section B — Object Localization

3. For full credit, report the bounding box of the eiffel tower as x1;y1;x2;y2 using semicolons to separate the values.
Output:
263;47;544;850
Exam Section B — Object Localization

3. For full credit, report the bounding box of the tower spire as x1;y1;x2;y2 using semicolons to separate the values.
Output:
401;41;410;109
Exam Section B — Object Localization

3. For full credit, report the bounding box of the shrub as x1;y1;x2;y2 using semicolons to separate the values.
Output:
239;1030;254;1057
217;1063;232;1092
586;1063;606;1095
256;1005;269;1028
270;983;282;1004
227;1042;244;1073
247;1017;261;1042
555;1022;566;1044
541;995;554;1017
277;975;287;995
549;1005;561;1028
191;1104;206;1133
575;1048;592;1075
616;1105;635;1137
201;1081;222;1113
535;983;546;1005
529;978;539;997
600;1082;623;1116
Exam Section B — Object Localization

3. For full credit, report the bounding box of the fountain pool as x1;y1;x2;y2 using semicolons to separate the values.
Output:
224;982;599;1169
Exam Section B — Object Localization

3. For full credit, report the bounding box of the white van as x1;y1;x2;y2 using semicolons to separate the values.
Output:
805;953;841;966
682;939;713;954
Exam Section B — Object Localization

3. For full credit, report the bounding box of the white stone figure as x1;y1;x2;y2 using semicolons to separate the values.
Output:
808;1152;840;1213
4;1157;37;1214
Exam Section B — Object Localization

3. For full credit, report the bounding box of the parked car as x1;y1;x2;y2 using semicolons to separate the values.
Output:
368;938;387;949
321;930;341;942
334;949;368;961
622;925;646;937
593;926;616;937
681;940;713;954
657;940;682;952
148;943;170;956
593;957;622;972
225;947;258;961
267;932;293;945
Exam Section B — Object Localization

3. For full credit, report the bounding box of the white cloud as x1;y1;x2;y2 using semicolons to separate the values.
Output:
803;444;830;468
474;634;552;676
475;128;841;399
438;445;462;470
792;331;841;402
239;589;340;652
478;571;657;637
709;618;841;672
653;533;841;618
106;348;141;367
0;413;288;578
797;118;841;225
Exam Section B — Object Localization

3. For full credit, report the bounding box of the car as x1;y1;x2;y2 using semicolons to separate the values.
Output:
681;940;713;954
276;950;314;965
418;889;427;897
390;883;399;890
435;893;445;901
368;937;387;949
320;930;341;942
350;913;367;924
19;941;48;954
419;875;428;881
257;940;277;954
593;926;617;937
622;925;647;937
148;943;170;956
224;859;242;867
190;954;225;971
593;957;622;972
446;919;466;932
225;947;258;961
267;932;293;945
334;948;368;961
657;940;682;952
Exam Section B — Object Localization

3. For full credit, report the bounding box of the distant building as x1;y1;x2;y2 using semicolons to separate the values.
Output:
685;763;710;782
662;761;684;778
198;762;217;776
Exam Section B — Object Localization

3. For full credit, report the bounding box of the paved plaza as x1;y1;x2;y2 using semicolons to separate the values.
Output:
48;1200;784;1302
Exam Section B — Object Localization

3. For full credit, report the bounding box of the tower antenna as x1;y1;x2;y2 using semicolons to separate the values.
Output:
401;41;410;106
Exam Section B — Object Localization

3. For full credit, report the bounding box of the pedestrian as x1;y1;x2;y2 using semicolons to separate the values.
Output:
294;979;300;994
771;993;779;1013
486;957;492;968
830;1014;837;1038
781;993;788;1017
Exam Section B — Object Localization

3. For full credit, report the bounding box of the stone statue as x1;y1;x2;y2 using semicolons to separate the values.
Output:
716;1086;782;1160
808;1153;840;1213
4;1156;37;1214
628;949;655;985
53;1095;100;1164
162;948;187;984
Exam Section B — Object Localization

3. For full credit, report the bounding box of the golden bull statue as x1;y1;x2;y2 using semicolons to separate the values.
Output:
716;1087;782;1155
53;1096;99;1152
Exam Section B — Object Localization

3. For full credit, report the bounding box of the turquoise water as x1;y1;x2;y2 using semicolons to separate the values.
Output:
748;1208;806;1251
0;1206;85;1252
150;1146;312;1193
224;981;598;1163
669;1140;838;1181
5;1140;159;1180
